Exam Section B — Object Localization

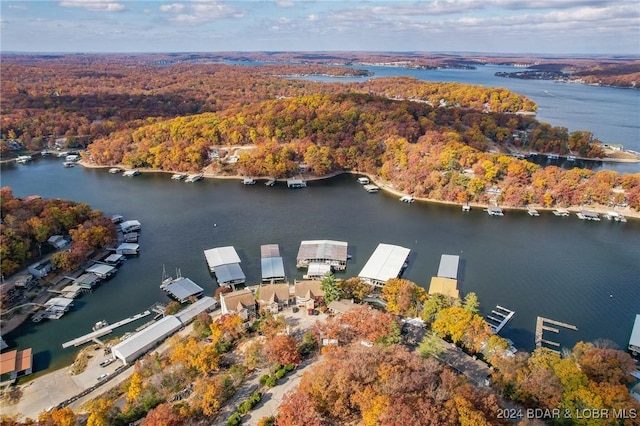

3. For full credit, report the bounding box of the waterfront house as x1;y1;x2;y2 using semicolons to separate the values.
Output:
296;240;348;271
220;289;257;321
0;348;33;380
294;279;324;309
257;283;292;313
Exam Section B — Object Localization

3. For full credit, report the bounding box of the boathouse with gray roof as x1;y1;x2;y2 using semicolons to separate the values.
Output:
296;240;348;271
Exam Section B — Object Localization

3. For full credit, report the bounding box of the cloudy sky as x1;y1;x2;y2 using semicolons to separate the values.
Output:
1;0;639;54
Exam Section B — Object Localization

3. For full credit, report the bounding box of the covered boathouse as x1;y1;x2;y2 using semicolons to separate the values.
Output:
161;276;204;303
261;244;286;283
358;243;411;287
203;246;246;287
111;297;216;364
296;240;348;271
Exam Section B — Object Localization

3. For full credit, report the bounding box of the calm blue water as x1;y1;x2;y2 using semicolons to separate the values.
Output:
1;160;639;374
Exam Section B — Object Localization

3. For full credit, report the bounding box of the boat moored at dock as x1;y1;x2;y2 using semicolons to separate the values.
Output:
108;168;122;174
604;211;627;222
242;177;256;185
485;206;504;216
119;220;141;233
399;195;415;203
552;208;570;217
16;155;33;164
123;169;141;177
576;210;600;221
526;206;540;216
357;177;370;184
171;173;186;180
363;184;379;193
287;178;307;188
185;174;203;183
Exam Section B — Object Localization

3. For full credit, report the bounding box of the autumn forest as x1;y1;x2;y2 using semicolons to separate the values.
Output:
2;54;638;211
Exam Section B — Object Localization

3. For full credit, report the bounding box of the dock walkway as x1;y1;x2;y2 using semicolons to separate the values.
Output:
535;316;578;352
62;310;151;348
485;305;515;334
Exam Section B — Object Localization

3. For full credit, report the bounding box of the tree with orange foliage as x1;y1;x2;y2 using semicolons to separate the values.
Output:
277;388;322;426
264;334;300;366
140;403;181;426
38;407;76;426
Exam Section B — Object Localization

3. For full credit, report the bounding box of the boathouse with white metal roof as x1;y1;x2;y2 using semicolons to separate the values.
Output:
358;243;410;287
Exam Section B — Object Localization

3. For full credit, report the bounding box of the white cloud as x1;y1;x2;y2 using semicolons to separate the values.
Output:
279;17;290;23
160;3;185;13
306;14;318;22
8;4;28;10
166;1;244;24
59;0;125;12
277;1;295;8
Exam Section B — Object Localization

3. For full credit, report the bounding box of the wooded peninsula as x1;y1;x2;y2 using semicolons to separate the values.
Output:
1;53;639;213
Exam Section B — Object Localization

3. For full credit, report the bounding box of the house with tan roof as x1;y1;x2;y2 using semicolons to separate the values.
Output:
257;283;292;313
220;288;257;321
294;279;324;309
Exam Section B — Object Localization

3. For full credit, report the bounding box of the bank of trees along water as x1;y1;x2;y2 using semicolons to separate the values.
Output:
3;276;638;425
0;188;117;277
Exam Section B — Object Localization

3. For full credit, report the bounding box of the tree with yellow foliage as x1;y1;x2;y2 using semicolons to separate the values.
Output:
381;278;426;317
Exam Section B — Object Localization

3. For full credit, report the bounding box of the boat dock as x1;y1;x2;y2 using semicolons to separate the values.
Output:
526;206;540;216
485;305;515;334
535;316;578;353
61;310;151;348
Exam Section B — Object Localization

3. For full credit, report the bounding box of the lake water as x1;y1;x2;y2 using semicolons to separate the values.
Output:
2;159;639;374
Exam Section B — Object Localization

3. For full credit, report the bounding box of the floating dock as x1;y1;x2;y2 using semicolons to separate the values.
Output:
535;316;578;353
485;305;515;334
62;310;151;348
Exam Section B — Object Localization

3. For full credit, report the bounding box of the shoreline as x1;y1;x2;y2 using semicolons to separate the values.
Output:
80;161;640;220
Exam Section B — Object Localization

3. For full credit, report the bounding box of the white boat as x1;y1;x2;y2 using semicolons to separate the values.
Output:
56;151;69;158
63;161;75;168
363;184;379;193
265;179;276;186
92;320;108;331
16;155;32;164
41;150;53;157
605;211;627;222
553;208;570;217
547;153;560;160
577;210;600;221
171;173;186;180
120;219;141;233
65;154;80;162
123;170;140;177
109;168;122;174
399;195;415;203
185;174;203;183
567;155;576;162
526;206;540;216
358;177;370;184
485;206;504;216
242;177;256;185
